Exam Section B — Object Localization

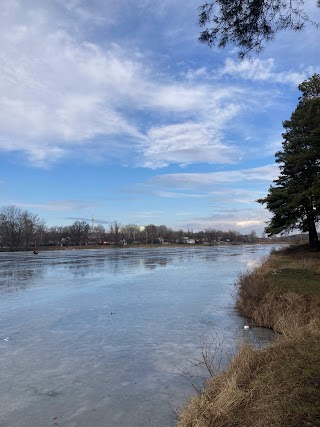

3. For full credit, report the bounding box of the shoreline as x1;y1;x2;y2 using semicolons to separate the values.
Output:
177;245;320;426
0;241;288;253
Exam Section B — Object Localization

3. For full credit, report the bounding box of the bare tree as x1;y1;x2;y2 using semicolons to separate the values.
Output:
0;205;23;250
109;221;121;245
0;205;45;250
43;226;66;245
69;220;90;246
21;210;44;249
120;224;140;243
91;224;106;244
145;224;158;244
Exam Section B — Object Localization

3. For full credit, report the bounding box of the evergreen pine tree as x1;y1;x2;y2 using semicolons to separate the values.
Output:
258;74;320;249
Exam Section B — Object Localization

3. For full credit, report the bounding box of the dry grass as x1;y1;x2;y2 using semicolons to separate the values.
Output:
178;334;320;427
177;246;320;427
235;249;320;335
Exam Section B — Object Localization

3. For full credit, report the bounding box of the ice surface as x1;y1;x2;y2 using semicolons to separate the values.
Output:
0;245;279;426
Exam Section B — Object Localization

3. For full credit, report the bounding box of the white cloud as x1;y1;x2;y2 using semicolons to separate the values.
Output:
0;14;147;166
0;1;315;170
184;67;209;81
0;2;240;167
149;164;279;189
181;57;314;87
219;58;314;86
149;84;206;112
235;220;262;227
140;121;241;168
0;1;272;169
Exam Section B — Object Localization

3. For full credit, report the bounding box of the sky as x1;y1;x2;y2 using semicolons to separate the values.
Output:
0;0;319;234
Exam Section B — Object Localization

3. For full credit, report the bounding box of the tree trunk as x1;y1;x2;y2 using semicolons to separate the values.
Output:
307;211;319;250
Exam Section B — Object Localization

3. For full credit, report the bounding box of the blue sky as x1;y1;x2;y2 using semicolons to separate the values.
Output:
0;0;319;234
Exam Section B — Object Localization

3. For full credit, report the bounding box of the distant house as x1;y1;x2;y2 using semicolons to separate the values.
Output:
61;237;72;246
177;237;196;244
186;238;195;244
119;238;128;246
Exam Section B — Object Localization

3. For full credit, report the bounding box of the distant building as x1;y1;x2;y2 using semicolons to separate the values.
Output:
186;238;195;244
176;237;196;244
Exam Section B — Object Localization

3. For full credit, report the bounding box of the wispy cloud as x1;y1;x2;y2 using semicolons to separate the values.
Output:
0;22;145;166
0;9;242;168
178;207;271;233
152;187;264;202
154;191;207;198
64;216;112;225
130;210;165;220
185;58;314;87
0;1;302;169
140;121;241;168
218;58;314;86
10;200;91;211
207;188;267;205
149;165;279;189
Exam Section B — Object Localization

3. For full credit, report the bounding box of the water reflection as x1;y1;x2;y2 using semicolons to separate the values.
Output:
144;257;170;269
61;251;172;276
0;249;177;293
0;254;45;294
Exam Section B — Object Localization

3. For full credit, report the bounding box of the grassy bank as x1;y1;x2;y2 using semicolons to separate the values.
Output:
236;245;320;335
177;245;320;426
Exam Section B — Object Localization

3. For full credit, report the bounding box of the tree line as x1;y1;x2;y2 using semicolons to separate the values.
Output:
0;205;266;250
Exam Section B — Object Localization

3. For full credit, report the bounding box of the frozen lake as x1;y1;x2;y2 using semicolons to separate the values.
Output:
0;245;279;427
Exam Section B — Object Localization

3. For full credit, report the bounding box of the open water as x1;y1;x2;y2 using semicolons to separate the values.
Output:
0;245;280;426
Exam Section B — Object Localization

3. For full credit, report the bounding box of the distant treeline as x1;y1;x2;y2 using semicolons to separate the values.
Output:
0;205;309;250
